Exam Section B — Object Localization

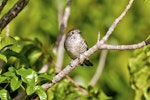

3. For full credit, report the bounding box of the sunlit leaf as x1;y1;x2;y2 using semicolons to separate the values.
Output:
8;66;16;72
28;49;42;65
26;85;47;100
10;76;22;91
0;76;7;83
129;40;150;100
0;54;7;63
0;89;11;100
38;73;52;81
0;36;16;50
35;86;47;100
16;68;38;85
3;71;16;77
26;85;37;95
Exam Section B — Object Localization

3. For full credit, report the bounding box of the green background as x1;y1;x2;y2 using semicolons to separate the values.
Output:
1;0;150;100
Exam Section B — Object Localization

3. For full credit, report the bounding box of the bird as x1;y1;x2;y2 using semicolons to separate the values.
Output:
64;29;93;66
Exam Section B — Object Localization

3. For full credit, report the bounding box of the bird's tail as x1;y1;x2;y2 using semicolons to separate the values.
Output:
83;59;93;66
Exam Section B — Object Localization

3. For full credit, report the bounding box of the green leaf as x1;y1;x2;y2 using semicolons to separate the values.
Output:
26;85;47;100
3;49;30;68
26;85;37;95
16;68;38;85
0;54;7;63
3;71;16;77
28;49;42;65
0;76;7;83
128;40;150;100
8;67;16;72
0;89;11;100
10;77;22;91
35;86;47;100
0;36;16;50
38;73;52;81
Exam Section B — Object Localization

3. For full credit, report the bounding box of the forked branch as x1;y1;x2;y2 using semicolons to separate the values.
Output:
41;0;150;90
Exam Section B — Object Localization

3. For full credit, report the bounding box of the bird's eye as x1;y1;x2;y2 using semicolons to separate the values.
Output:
70;31;74;35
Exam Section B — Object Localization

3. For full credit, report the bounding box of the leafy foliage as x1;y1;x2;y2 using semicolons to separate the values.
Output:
0;0;150;100
129;36;150;100
0;67;52;99
0;35;53;99
48;79;111;100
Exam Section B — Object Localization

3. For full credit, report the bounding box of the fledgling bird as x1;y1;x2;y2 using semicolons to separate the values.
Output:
64;29;93;66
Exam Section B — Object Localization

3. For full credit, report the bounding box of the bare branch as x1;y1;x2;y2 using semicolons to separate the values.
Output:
97;32;100;43
0;0;8;14
53;0;71;54
0;0;29;31
100;41;146;50
42;0;137;90
101;0;134;43
89;50;108;86
39;62;50;73
88;39;148;86
66;75;88;94
55;34;66;72
43;38;149;90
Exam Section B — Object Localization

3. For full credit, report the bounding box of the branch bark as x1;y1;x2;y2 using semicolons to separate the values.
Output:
53;0;71;54
0;0;29;31
54;0;71;72
43;38;150;90
89;50;108;86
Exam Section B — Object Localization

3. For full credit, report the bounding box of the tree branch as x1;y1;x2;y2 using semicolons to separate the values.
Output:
100;41;147;50
54;0;71;72
55;34;66;72
42;0;136;90
0;0;29;31
53;0;71;54
43;38;149;90
101;0;134;43
89;50;108;86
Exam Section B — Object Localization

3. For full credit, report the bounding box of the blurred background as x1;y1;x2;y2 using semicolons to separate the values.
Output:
1;0;150;100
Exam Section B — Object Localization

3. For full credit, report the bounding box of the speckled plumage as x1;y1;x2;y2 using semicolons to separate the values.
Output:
64;29;93;66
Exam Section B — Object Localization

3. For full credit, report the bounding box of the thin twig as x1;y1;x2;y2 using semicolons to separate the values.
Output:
97;32;100;43
66;75;88;94
42;0;136;90
0;0;29;31
53;0;71;54
89;50;108;86
42;39;149;90
100;41;146;50
55;0;71;72
100;0;134;43
0;0;8;14
39;62;50;73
